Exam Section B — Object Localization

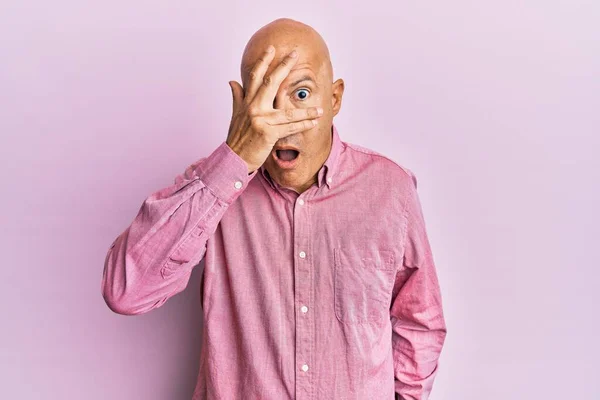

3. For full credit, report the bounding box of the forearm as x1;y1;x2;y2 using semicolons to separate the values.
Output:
392;305;446;399
101;141;256;315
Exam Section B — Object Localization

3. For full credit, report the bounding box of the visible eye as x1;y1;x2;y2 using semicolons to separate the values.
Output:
293;88;310;101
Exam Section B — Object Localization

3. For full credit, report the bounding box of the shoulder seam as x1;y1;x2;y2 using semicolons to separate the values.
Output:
344;142;417;186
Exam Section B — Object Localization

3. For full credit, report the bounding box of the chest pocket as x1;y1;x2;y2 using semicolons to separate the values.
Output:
334;247;396;325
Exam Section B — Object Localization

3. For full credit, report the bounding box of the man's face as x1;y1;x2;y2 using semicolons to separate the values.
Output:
242;43;341;194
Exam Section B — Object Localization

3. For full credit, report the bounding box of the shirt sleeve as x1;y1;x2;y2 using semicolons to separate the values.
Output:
390;172;447;400
101;141;258;315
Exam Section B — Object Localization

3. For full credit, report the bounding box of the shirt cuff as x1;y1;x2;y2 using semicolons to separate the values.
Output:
195;141;258;204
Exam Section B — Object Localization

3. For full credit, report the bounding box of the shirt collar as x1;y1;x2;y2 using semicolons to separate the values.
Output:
260;123;343;191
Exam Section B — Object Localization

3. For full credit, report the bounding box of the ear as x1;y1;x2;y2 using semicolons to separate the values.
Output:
331;78;345;117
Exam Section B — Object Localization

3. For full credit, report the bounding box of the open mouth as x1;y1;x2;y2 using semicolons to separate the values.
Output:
275;149;300;162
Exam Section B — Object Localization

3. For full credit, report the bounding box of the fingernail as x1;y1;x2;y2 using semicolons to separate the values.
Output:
266;45;274;53
312;120;317;126
290;50;298;58
317;107;323;115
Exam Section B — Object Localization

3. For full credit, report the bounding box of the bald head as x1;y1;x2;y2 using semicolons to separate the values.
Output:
234;18;344;194
240;18;333;87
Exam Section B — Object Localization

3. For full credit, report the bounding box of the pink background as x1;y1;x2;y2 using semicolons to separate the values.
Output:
2;1;598;399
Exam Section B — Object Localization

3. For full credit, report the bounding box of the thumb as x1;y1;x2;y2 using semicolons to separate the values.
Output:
229;80;243;115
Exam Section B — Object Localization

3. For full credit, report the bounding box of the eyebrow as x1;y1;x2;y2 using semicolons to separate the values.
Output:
288;75;315;87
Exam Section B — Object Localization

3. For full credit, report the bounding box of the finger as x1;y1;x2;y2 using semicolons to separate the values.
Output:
254;50;299;109
229;80;244;115
265;107;323;125
276;119;317;139
244;45;276;104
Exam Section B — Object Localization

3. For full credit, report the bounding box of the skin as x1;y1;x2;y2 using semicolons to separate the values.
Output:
226;18;345;194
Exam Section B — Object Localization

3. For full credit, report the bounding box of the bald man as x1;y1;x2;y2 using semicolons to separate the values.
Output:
102;18;446;400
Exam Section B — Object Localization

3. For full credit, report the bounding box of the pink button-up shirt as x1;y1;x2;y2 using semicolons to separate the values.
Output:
102;124;447;400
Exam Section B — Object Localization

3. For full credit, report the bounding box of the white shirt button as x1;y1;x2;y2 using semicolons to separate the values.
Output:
301;305;308;313
301;364;309;372
299;251;306;259
298;199;305;205
234;181;242;189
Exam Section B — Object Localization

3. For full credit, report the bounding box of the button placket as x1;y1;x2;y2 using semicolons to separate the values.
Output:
293;188;313;400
